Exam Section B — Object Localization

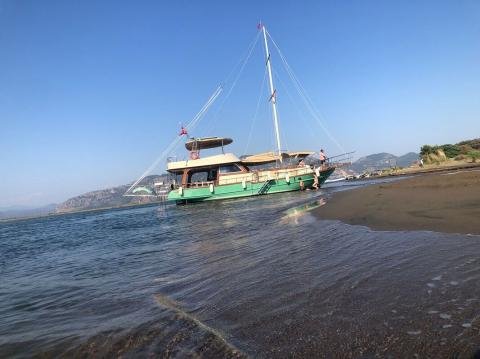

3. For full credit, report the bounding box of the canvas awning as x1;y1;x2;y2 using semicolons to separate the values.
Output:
185;137;233;151
167;153;241;172
241;151;314;165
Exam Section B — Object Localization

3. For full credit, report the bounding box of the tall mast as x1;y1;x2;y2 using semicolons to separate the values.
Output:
261;25;282;163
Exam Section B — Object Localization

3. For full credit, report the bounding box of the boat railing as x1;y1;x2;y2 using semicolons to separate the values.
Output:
186;181;215;188
219;175;253;185
251;167;313;183
177;166;319;188
303;152;354;170
219;168;310;185
324;152;355;168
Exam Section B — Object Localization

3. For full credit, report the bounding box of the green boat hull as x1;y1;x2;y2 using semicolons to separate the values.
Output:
168;168;335;204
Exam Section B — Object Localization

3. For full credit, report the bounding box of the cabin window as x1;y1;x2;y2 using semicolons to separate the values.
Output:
189;171;209;183
219;164;242;174
208;168;218;182
174;172;183;186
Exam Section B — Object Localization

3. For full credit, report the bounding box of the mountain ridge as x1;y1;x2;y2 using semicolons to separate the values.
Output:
350;152;419;173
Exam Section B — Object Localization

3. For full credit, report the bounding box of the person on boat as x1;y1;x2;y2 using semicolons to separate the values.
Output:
312;173;319;190
299;178;305;191
319;149;327;167
298;159;311;168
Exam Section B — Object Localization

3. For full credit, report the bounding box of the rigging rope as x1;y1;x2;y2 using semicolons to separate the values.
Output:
125;27;344;195
203;31;261;136
266;30;346;153
244;67;268;155
125;31;262;196
273;67;318;144
124;85;223;195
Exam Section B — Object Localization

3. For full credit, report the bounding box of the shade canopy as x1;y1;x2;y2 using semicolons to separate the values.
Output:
167;153;241;172
185;137;233;151
241;151;315;165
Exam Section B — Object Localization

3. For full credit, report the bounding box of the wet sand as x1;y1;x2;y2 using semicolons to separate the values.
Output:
315;170;480;235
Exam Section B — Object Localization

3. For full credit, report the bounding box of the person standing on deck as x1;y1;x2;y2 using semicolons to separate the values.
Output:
312;170;319;190
319;149;327;168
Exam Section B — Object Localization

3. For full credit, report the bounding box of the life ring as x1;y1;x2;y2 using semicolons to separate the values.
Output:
190;151;200;160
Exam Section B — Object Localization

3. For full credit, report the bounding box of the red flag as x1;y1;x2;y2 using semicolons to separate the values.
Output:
269;89;276;102
179;126;188;136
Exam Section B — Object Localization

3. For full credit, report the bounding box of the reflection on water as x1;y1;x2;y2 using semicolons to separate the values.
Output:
1;180;480;358
282;198;326;225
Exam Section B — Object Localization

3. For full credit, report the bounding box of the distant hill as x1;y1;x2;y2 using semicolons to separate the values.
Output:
397;152;420;167
56;175;169;213
350;152;419;173
457;138;480;150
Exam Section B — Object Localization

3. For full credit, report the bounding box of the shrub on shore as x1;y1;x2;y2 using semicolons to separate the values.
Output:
468;150;480;163
421;148;447;164
420;138;480;164
440;144;461;158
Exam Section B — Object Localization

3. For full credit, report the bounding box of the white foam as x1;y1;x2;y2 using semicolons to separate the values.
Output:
407;330;422;335
439;313;451;320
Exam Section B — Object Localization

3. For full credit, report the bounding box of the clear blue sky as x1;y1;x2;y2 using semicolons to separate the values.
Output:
1;0;479;207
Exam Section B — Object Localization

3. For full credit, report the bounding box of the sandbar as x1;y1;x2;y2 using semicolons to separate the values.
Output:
314;170;480;235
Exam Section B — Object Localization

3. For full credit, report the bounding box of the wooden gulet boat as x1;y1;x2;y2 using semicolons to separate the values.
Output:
166;25;336;204
167;149;335;204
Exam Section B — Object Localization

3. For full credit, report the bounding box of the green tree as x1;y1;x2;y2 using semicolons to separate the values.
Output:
420;145;437;156
440;144;460;158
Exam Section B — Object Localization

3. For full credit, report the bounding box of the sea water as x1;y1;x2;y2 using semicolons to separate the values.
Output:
1;180;479;358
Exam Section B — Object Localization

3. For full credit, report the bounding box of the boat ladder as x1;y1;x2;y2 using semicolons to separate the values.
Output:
258;179;274;195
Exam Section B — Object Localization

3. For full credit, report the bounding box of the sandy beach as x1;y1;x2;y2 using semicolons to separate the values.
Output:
315;169;480;235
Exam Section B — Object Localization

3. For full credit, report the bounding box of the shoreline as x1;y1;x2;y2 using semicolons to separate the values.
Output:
0;200;168;224
346;161;480;182
314;169;480;235
3;162;479;224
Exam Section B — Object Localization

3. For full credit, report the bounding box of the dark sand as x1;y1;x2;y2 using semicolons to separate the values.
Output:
315;170;480;235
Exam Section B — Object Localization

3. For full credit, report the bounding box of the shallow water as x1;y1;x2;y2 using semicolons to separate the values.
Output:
1;180;480;358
